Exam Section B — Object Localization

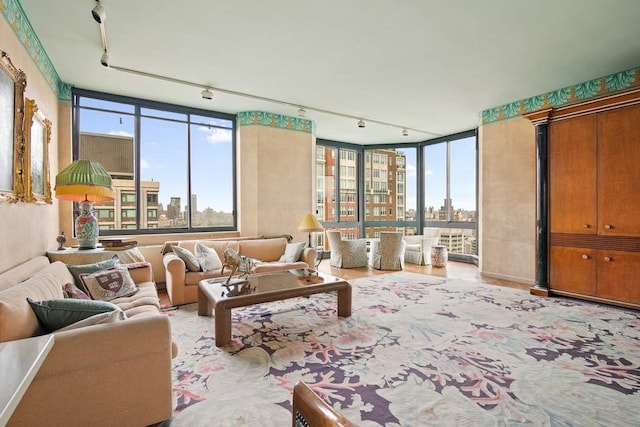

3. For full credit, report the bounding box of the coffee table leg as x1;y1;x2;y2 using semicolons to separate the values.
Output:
214;304;232;347
337;284;352;317
198;286;212;316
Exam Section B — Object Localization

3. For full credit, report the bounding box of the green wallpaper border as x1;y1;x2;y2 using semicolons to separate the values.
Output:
237;111;314;134
0;0;71;101
481;66;640;124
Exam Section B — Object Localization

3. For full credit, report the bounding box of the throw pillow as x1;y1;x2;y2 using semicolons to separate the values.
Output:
195;241;223;271
172;246;201;272
279;242;306;263
57;310;127;332
27;297;121;332
63;282;91;300
67;256;121;292
80;265;139;301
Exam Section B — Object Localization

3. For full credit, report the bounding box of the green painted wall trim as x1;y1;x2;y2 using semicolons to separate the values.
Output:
0;0;71;101
481;66;640;124
237;111;314;134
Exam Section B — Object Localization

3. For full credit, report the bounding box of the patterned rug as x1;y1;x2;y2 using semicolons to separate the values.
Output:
165;271;640;426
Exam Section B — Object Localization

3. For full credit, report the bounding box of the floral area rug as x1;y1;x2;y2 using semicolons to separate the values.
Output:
165;271;640;426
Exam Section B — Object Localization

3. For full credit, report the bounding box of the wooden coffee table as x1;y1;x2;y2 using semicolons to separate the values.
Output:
198;269;352;346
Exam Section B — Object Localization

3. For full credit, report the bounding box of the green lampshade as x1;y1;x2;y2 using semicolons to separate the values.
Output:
54;160;114;202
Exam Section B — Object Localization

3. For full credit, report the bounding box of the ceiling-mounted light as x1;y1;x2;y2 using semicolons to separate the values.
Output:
201;88;214;100
297;108;306;118
92;1;106;24
402;128;408;136
357;119;365;128
100;50;109;67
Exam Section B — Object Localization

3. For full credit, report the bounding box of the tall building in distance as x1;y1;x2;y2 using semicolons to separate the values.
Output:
79;132;159;230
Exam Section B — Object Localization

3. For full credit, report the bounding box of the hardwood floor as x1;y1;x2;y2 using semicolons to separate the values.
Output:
158;260;530;306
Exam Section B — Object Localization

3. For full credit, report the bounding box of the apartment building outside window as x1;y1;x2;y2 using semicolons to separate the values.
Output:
72;89;236;235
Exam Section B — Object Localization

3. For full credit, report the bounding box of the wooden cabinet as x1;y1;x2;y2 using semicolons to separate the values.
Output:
548;103;640;308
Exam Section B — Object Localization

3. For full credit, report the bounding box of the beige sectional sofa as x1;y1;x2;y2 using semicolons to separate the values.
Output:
0;255;175;427
163;236;317;305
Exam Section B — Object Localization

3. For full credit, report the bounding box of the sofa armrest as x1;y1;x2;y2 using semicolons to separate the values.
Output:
125;261;153;283
163;253;187;305
11;315;173;426
300;247;317;269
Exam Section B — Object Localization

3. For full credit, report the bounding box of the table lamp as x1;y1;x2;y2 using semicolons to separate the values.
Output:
54;160;114;250
297;213;324;248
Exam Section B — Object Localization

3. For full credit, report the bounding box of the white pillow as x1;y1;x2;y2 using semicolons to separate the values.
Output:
195;241;223;271
279;242;306;263
57;309;127;332
172;246;201;272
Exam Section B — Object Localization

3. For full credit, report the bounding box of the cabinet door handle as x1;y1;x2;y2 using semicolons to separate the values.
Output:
603;256;612;262
581;254;589;260
604;224;612;230
583;224;590;228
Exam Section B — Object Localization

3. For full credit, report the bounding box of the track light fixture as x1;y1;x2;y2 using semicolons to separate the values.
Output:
92;1;106;24
100;50;109;67
402;128;408;136
297;108;306;118
357;119;365;128
201;88;214;100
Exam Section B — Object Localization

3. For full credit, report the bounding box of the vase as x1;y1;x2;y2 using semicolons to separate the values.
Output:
75;200;99;249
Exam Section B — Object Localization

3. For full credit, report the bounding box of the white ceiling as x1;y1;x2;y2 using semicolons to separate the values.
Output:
19;0;640;144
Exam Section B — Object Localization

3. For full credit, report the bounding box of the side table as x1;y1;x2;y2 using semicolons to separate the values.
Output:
47;247;145;265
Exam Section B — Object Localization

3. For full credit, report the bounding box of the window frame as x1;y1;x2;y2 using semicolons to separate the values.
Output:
71;88;237;236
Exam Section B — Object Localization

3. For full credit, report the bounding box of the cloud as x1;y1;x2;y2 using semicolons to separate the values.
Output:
406;163;417;178
140;158;150;169
107;130;134;137
197;126;232;144
425;169;434;176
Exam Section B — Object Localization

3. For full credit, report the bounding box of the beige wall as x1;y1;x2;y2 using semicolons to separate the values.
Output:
0;19;61;273
238;125;316;245
479;117;536;284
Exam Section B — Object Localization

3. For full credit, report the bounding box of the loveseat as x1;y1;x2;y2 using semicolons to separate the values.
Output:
162;237;317;305
0;255;176;426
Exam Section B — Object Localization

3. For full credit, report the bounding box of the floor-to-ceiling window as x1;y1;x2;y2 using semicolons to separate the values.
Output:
72;89;236;235
424;131;477;261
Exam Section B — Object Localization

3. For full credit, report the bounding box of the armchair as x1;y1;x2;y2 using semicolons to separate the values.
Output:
369;231;406;270
292;381;355;427
326;231;368;268
404;227;441;265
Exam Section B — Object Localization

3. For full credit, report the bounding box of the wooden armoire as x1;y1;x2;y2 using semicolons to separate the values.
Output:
527;90;640;310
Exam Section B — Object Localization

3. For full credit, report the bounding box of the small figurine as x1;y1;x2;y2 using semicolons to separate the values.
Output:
56;231;67;250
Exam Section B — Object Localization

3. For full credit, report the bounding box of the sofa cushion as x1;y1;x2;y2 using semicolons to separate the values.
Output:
80;266;139;301
279;242;305;263
253;261;309;273
57;309;127;332
27;297;121;332
172;246;201;272
67;256;120;291
240;238;287;262
0;272;64;342
195;241;223;271
63;282;91;300
110;281;161;315
0;256;51;291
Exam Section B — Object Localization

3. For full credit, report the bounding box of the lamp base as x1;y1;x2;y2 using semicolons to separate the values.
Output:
75;200;99;250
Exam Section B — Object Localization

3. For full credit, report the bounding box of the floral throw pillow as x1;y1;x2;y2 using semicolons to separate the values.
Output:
80;265;139;301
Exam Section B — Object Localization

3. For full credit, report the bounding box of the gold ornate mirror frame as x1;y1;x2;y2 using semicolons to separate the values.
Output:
0;50;27;203
24;98;52;204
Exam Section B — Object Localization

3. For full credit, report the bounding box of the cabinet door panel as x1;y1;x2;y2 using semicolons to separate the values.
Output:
550;246;596;295
597;105;640;236
549;115;597;234
596;250;640;304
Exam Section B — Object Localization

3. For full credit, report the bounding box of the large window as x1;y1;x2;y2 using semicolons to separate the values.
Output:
72;89;236;234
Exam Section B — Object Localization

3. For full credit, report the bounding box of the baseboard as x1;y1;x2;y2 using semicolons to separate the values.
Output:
481;271;534;286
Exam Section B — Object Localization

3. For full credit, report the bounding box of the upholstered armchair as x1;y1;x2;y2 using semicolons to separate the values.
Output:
369;231;406;270
404;227;441;265
326;231;368;268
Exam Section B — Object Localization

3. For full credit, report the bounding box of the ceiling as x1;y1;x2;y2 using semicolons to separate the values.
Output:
19;0;640;145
